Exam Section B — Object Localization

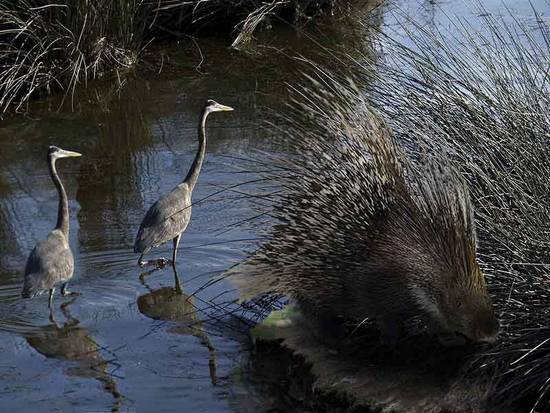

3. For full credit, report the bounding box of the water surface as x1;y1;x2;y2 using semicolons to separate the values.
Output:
0;1;548;411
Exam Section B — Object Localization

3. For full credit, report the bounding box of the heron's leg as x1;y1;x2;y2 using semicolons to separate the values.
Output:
138;254;148;267
48;288;55;309
172;265;183;293
172;234;182;266
48;308;57;325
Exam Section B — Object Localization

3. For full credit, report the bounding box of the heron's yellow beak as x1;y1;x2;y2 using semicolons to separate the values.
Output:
60;149;82;158
215;103;234;112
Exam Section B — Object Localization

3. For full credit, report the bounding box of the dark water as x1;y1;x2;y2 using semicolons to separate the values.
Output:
0;1;548;412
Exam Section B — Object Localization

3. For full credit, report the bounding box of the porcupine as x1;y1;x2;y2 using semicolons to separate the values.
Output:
230;78;499;346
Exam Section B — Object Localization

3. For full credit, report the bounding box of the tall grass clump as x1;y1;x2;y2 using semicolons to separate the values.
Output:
0;0;143;112
0;0;343;113
150;0;339;46
369;7;550;411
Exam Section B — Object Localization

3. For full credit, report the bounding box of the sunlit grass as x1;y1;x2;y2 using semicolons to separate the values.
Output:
0;0;338;113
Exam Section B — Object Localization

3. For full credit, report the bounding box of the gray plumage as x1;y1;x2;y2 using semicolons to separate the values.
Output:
229;79;499;346
134;99;233;266
21;146;82;308
22;230;73;298
134;184;191;256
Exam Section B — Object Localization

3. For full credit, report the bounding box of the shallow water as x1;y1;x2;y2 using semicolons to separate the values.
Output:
0;1;548;412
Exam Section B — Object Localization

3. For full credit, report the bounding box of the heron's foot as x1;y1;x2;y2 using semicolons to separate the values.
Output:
138;257;171;268
156;258;172;268
62;290;81;297
61;284;80;297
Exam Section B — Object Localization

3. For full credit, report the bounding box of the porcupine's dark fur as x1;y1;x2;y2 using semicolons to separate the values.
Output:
229;77;499;345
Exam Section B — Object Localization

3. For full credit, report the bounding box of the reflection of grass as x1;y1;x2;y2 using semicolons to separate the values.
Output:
0;173;9;196
0;172;19;264
75;78;152;250
371;8;550;411
0;0;339;113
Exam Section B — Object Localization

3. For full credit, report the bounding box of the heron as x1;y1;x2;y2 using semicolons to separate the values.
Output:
21;146;82;314
134;99;234;267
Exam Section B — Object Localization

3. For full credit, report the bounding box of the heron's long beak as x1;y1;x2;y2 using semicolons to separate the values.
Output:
216;104;234;112
60;149;82;158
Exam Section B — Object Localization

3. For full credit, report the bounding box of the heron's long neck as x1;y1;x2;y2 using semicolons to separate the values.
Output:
48;156;69;236
184;108;208;191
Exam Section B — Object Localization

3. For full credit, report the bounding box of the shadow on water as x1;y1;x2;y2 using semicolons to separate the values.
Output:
137;266;217;385
24;298;122;412
0;174;18;270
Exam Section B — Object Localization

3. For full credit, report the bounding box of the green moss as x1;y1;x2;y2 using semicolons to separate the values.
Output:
251;304;299;341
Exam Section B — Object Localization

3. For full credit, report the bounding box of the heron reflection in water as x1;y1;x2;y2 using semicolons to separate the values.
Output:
137;266;217;385
24;298;122;412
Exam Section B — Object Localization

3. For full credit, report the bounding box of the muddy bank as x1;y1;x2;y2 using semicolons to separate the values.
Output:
247;306;520;413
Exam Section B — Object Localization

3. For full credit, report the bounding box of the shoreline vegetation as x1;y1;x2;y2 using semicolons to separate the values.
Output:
225;4;550;412
370;9;550;410
0;0;340;113
254;7;549;411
